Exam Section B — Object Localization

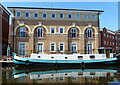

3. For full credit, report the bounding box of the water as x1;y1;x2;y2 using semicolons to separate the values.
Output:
1;66;120;84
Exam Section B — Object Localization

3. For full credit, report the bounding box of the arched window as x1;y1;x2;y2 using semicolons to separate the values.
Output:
86;28;94;38
37;28;43;38
70;28;77;38
19;27;26;37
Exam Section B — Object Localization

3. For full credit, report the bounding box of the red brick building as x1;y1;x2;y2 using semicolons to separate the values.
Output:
100;27;120;53
0;4;10;56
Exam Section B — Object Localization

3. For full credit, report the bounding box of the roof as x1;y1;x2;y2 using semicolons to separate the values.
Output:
0;3;11;15
7;7;104;13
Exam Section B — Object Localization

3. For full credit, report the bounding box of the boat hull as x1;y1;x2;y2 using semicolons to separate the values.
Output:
13;58;118;67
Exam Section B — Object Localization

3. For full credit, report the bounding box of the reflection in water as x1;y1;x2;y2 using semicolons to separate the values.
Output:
2;66;120;84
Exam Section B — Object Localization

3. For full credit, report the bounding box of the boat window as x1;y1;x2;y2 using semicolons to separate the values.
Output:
90;55;95;59
65;73;67;75
51;57;54;59
38;56;41;58
38;75;40;77
78;56;83;59
78;72;83;75
90;72;95;75
65;57;67;59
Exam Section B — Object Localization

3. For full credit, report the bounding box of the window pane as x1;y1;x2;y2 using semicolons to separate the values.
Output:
52;13;56;18
26;12;29;17
68;14;72;19
37;28;43;38
60;28;63;33
43;13;47;18
20;27;26;37
51;43;55;51
51;28;55;33
76;14;80;19
84;14;88;20
17;12;21;17
60;43;63;51
60;13;63;18
35;13;38;17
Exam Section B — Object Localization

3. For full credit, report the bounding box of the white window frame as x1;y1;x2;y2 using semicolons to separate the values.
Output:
18;42;26;56
37;28;43;38
25;12;30;18
59;42;65;52
50;42;56;52
42;12;47;18
84;14;88;20
36;42;44;53
19;27;26;37
59;27;64;34
59;13;64;19
68;13;72;19
34;12;39;18
50;27;56;34
51;12;56;19
86;28;93;39
76;13;80;19
91;14;96;20
16;11;21;17
86;42;93;54
71;28;77;38
70;42;77;53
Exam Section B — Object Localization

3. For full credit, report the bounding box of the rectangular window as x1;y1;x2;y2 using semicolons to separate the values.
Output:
34;13;38;18
2;10;4;14
50;43;55;51
76;14;80;19
59;27;64;34
25;12;30;17
42;13;47;18
59;43;64;51
91;14;96;20
59;13;64;18
84;14;88;20
51;13;56;18
68;14;72;19
20;27;26;37
16;12;21;17
51;27;55;33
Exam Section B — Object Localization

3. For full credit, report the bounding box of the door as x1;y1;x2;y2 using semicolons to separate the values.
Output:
71;43;77;53
37;43;43;53
19;42;26;56
87;43;92;54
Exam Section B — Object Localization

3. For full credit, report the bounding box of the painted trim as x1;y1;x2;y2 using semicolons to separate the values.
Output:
14;24;31;35
32;25;48;33
50;26;56;34
36;42;44;53
59;27;65;34
66;25;81;34
59;42;65;52
50;42;56;52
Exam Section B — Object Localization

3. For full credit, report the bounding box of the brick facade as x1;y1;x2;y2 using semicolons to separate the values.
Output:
100;28;120;53
8;7;103;56
0;4;10;56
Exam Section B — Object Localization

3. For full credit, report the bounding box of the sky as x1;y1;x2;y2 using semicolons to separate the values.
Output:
1;2;118;31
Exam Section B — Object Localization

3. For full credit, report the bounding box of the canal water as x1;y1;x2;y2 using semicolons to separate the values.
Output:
1;65;120;84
